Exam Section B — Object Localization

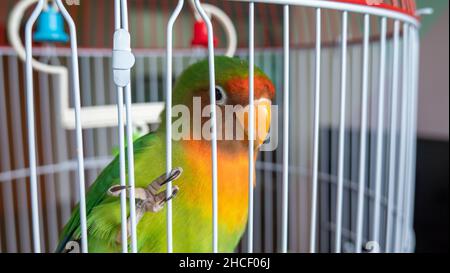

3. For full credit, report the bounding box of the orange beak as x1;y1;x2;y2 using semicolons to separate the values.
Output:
236;98;272;147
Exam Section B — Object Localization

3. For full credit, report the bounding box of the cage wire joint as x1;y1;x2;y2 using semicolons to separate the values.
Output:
112;29;135;87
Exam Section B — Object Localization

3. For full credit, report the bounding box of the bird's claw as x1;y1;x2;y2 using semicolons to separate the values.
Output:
151;167;183;187
107;168;183;244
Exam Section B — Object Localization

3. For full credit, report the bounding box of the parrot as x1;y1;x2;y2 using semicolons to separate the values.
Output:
56;56;275;253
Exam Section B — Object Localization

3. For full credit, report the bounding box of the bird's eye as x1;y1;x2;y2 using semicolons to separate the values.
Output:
215;86;226;105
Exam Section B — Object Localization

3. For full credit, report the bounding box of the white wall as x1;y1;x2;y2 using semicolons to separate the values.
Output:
417;9;449;140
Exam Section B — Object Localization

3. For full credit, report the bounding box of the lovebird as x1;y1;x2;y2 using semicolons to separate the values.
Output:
56;56;275;253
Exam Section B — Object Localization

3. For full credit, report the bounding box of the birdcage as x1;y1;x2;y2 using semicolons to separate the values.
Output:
0;0;422;253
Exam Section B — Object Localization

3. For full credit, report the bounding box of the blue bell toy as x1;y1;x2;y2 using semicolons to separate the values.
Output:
33;6;69;43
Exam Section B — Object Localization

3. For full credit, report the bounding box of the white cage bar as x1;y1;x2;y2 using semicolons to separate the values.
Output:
0;0;421;253
247;1;255;253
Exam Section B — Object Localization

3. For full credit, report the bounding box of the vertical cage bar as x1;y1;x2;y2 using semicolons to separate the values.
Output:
11;59;31;252
403;25;416;251
261;52;274;253
247;1;255;254
118;0;138;253
55;0;88;253
405;26;420;251
0;55;18;253
136;58;145;102
24;0;45;253
93;57;109;159
385;20;401;253
394;23;409;253
281;4;290;254
124;54;138;253
166;0;184;253
149;56;158;102
335;10;348;254
401;26;413;253
372;16;387;247
309;7;321;254
355;13;370;253
193;0;219;253
37;56;59;251
80;56;96;185
402;25;416;252
114;0;128;253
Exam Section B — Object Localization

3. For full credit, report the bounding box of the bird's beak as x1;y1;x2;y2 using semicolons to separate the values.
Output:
236;98;272;147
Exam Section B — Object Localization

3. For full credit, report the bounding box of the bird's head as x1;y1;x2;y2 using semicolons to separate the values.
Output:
170;56;275;151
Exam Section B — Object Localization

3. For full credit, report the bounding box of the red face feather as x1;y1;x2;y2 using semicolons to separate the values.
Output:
224;75;276;105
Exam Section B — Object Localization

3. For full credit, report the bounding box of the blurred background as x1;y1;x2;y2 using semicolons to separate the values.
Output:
0;0;448;253
413;0;449;254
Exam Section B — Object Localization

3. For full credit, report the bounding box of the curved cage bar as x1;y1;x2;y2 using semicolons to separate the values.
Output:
24;0;45;253
23;0;88;253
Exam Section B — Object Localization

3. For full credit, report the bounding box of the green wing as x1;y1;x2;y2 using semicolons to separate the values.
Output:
55;132;161;252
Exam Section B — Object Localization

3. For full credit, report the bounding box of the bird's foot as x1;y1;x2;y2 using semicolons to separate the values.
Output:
107;167;183;244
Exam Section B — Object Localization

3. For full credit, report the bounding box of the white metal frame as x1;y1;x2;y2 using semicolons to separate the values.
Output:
112;0;139;253
164;0;420;254
247;1;255;253
17;0;421;253
166;0;185;254
24;0;88;253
